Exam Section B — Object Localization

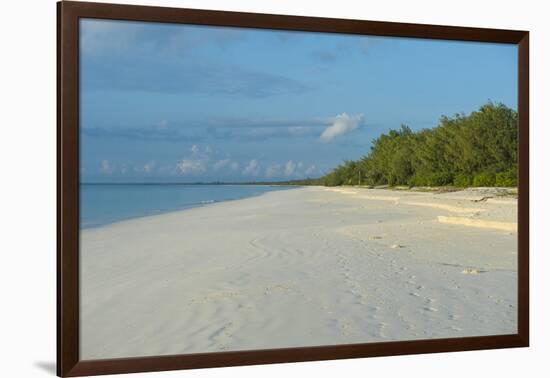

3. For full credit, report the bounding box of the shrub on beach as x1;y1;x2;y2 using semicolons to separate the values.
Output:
407;175;427;187
495;168;518;187
425;172;454;186
316;102;518;188
472;172;496;187
453;174;473;187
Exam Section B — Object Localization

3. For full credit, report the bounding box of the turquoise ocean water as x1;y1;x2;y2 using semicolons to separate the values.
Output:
80;184;294;229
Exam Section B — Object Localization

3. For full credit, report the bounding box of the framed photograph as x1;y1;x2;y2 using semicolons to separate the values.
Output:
57;1;529;376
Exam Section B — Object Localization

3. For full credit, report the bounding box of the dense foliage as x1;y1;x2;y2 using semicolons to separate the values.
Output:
317;103;518;187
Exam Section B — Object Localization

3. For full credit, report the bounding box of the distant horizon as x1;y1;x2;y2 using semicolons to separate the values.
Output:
81;179;318;185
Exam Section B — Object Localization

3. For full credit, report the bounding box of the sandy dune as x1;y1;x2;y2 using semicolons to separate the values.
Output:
80;187;518;360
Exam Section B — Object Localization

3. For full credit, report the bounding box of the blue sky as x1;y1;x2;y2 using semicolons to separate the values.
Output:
79;19;517;183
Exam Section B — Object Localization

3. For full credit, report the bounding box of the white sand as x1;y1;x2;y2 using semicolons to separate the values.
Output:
80;187;517;360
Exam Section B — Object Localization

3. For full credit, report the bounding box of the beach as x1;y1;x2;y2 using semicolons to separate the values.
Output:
80;186;518;360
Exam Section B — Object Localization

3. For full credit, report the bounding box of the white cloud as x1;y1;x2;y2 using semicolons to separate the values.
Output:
176;159;206;174
319;113;363;142
178;145;215;175
213;157;241;172
143;161;156;173
120;164;128;175
190;144;214;157
284;160;297;176
265;163;282;178
242;160;260;176
99;159;114;174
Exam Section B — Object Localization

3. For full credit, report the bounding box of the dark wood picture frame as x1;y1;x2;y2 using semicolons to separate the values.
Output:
57;1;529;376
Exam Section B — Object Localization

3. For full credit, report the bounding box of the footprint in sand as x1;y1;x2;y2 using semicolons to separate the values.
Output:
209;322;235;350
338;319;352;336
375;322;388;338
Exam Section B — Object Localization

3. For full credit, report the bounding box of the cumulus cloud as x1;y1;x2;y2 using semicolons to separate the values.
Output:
174;144;216;175
143;161;156;173
120;164;129;175
176;159;206;174
174;145;242;177
265;163;282;178
319;113;364;143
263;161;313;178
284;160;297;176
189;144;215;157
213;158;238;171
242;160;260;176
99;159;114;174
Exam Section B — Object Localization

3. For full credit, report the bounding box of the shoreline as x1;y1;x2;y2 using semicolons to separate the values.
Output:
80;185;301;230
80;185;516;231
81;186;517;359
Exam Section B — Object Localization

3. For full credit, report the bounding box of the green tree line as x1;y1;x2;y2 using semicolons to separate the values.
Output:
316;102;518;187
